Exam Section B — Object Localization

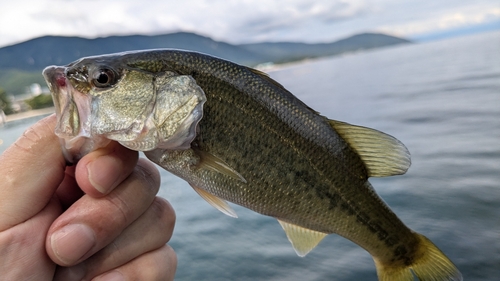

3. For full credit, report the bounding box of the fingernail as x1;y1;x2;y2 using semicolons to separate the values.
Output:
94;270;125;281
51;224;96;264
88;155;121;194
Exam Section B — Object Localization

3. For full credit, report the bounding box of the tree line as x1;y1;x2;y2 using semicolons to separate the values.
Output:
0;87;53;115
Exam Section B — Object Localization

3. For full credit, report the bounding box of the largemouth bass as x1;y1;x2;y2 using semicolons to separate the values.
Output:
43;49;462;281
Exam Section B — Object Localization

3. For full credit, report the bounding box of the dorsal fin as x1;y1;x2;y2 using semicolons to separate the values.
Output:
190;184;238;218
277;220;328;257
195;149;247;183
329;120;411;177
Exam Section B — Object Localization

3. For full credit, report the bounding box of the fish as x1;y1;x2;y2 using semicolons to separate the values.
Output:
43;49;462;281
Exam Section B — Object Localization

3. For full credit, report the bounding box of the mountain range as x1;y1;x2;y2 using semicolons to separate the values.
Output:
0;32;410;94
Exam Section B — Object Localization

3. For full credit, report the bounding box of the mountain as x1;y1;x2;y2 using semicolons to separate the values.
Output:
239;33;411;63
0;32;410;94
0;32;263;72
0;32;410;72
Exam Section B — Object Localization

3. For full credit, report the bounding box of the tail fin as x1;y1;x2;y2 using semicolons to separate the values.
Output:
374;233;462;281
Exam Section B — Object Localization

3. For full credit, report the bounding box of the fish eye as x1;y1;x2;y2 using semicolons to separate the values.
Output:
92;67;117;88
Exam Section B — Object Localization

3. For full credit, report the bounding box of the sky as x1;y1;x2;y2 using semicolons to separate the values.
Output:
0;0;499;48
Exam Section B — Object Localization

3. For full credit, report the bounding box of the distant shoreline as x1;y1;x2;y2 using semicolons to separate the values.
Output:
5;107;55;123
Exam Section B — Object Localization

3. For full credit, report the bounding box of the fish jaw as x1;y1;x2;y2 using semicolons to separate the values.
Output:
43;66;109;163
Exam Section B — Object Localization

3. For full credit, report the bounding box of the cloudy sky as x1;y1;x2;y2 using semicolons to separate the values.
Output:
1;0;499;47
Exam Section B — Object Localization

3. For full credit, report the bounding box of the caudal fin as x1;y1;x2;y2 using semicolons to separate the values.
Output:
374;233;462;281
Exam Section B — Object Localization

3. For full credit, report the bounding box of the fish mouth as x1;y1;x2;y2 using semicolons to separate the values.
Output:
43;66;110;163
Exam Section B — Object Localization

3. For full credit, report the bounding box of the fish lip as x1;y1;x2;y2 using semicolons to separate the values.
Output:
42;66;72;137
42;66;70;115
42;66;65;94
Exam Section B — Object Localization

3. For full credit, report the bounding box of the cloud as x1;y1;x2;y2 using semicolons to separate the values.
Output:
376;5;500;37
0;0;370;46
0;0;498;47
219;0;372;43
317;1;370;22
233;1;368;34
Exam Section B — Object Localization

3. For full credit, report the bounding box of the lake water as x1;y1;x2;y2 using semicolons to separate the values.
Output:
1;31;499;280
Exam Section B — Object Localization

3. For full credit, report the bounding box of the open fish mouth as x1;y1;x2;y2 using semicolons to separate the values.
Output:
43;66;104;162
43;64;207;163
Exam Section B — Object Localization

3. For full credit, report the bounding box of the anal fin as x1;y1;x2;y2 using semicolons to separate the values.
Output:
278;220;327;257
190;184;238;218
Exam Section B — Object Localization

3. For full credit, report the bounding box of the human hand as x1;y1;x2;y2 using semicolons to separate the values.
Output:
0;115;177;280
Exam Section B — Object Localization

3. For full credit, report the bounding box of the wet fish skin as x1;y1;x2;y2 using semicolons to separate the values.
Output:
43;49;462;281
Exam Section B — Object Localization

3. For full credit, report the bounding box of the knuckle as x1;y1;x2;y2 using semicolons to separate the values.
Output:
134;159;161;193
103;192;132;227
161;245;177;281
151;197;176;236
145;246;177;281
15;115;57;154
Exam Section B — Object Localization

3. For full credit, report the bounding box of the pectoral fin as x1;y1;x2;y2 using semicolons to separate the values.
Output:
190;184;238;218
278;220;327;257
329;120;411;177
196;149;247;183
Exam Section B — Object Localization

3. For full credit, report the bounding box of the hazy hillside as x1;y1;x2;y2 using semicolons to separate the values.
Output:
0;69;47;96
0;32;263;72
239;33;410;62
0;32;410;95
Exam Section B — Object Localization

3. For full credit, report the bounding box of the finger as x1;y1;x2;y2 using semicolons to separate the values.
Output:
55;139;138;209
0;196;61;280
53;197;175;280
46;158;161;266
0;114;66;231
93;245;177;281
75;141;138;197
55;166;84;210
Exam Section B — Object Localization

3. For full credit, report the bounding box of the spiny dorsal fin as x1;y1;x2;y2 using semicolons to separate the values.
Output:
277;220;328;257
196;149;247;183
329;120;411;177
190;184;238;218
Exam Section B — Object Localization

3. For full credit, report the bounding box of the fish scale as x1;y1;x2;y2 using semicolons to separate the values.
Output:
173;53;369;216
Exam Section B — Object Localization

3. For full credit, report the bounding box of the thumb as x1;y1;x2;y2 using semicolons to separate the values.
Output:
0;114;66;231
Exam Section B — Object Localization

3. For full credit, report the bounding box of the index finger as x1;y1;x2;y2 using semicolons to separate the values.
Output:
73;141;138;198
0;115;66;231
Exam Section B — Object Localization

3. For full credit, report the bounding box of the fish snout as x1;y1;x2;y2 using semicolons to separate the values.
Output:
43;65;100;163
43;66;67;92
